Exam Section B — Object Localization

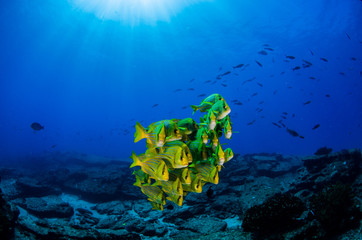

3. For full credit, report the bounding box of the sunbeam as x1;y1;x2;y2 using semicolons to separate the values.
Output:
69;0;213;25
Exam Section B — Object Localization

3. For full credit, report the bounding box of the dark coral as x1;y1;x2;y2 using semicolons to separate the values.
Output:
242;193;305;238
314;146;333;156
309;183;361;236
0;187;19;239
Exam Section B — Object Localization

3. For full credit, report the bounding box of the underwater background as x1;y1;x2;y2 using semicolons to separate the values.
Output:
1;0;362;160
0;1;362;240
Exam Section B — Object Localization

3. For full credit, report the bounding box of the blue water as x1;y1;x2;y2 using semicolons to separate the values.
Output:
0;0;361;160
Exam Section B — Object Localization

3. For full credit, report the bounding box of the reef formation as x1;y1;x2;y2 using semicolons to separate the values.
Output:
130;94;233;210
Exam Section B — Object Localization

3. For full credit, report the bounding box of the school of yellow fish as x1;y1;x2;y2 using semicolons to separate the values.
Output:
130;93;234;210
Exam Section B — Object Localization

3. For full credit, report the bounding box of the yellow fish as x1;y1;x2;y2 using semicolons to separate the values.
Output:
169;168;191;185
214;144;225;166
211;100;231;120
190;93;226;114
182;172;202;193
130;152;169;181
133;181;166;205
224;148;234;163
195;163;219;184
164;141;193;163
159;145;189;169
195;127;209;144
134;122;166;147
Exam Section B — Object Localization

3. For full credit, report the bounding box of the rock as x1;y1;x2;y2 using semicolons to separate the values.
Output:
125;219;146;233
96;216;117;229
0;188;19;239
13;195;74;219
91;201;125;215
180;216;227;234
142;222;167;237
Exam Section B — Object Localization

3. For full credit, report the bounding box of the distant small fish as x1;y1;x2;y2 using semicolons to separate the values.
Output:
283;60;290;63
286;55;295;60
286;128;299;137
264;47;274;51
181;106;188;109
189;78;195;82
51;144;57;148
152;104;159;108
198;94;206;97
257;82;263;87
272;122;282;128
312;124;320;130
258;50;268;55
303;59;313;65
247;120;256;125
320;57;328;62
279;122;286;128
309;49;314;55
233;63;244;69
345;32;351;40
299;136;305;139
255;60;263;67
309;77;316;80
292;114;295;117
263;44;270;47
350;57;357;61
303;100;312;105
281;116;287;120
325;94;331;98
233;100;243;106
259;101;264;104
339;72;345;76
242;77;256;85
292;66;301;71
282;112;288;115
360;71;362;77
31;122;44;131
216;76;222;79
273;90;278;95
187;88;195;91
204;80;211;83
221;71;231;76
174;89;182;92
256;108;263;112
221;83;227;87
251;92;258;97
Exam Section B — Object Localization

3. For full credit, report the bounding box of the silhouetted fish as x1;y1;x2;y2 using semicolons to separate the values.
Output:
242;77;256;85
309;77;316;80
221;83;227;87
320;57;328;62
206;186;214;198
187;88;195;91
272;122;282;128
198;94;206;97
281;116;287;120
233;64;244;69
152;104;159;108
247;120;256;125
31;122;44;131
181;106;188;109
350;57;357;61
258;50;268;55
303;101;311;105
286;56;295;59
264;47;274;51
346;32;351;40
174;89;182;92
221;71;231;76
339;72;345;76
303;59;312;65
257;82;263;87
286;128;299;137
312;124;320;130
282;112;288;115
189;78;195;82
309;49;314;55
204;80;211;83
255;61;263;67
292;66;301;71
251;92;258;97
325;94;331;98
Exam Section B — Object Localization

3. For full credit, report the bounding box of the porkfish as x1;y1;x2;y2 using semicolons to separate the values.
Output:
130;152;169;181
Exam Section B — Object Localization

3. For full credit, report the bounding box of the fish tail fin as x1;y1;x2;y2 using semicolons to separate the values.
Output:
190;105;198;114
133;176;142;187
134;122;148;143
130;152;141;168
